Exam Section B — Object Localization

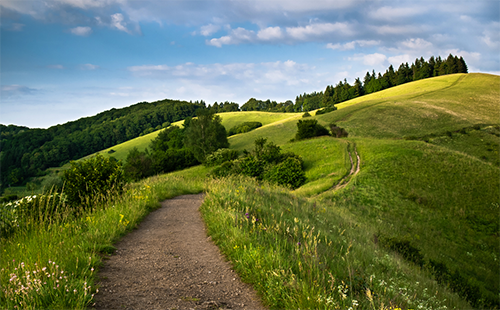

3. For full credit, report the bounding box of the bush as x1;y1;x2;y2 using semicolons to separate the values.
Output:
228;122;262;136
264;157;306;189
329;123;349;138
63;154;124;209
302;111;311;118
315;105;338;115
209;138;307;189
295;119;330;140
205;148;239;167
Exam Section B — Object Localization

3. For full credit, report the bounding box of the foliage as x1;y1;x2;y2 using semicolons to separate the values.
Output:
184;110;229;163
0;192;66;238
210;138;306;189
123;126;199;181
263;157;306;189
315;105;337;115
329;123;349;138
123;147;153;181
228;121;262;136
294;119;330;141
0;99;206;187
0;168;207;309
63;155;124;209
204;148;239;167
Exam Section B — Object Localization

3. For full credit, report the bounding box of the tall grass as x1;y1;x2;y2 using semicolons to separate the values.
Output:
201;175;469;310
0;166;207;309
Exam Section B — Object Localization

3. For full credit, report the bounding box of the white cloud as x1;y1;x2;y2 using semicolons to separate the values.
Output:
400;38;433;51
387;54;413;66
81;63;99;70
286;22;353;40
200;24;220;36
257;26;283;41
374;25;421;35
8;23;25;31
111;13;130;33
70;26;92;36
369;6;427;21
326;40;380;51
207;22;354;47
362;53;387;66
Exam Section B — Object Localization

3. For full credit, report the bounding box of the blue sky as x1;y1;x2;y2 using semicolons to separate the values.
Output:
1;0;499;128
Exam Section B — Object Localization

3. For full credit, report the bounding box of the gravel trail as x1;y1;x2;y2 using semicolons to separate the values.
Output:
93;194;265;310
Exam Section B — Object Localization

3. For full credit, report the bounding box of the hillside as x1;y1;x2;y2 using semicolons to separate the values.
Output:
2;72;499;309
0;98;206;187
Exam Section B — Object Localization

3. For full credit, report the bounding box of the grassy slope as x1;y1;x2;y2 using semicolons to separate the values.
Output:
90;112;300;163
202;73;500;308
7;74;500;309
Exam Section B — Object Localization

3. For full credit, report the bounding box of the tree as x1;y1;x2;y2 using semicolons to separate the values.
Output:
184;110;229;163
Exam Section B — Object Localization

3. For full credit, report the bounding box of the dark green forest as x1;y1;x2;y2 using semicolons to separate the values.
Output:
1;99;206;186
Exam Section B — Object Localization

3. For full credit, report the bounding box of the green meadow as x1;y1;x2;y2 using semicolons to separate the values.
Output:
1;73;499;309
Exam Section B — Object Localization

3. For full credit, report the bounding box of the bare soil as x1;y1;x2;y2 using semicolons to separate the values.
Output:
93;194;265;310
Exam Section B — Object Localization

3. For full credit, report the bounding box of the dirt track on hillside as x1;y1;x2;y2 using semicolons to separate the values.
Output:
93;194;265;310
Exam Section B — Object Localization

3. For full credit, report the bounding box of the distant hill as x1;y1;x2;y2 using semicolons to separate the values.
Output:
0;98;206;187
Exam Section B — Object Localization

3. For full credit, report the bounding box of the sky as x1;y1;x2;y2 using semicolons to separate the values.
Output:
1;0;499;128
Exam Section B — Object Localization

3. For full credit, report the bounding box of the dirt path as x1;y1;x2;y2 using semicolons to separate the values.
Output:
332;142;360;191
93;194;265;310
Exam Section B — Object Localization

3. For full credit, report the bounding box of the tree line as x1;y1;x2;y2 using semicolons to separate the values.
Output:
242;54;468;112
1;99;206;187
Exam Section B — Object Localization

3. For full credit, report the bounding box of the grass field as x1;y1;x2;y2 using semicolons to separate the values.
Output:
3;73;499;309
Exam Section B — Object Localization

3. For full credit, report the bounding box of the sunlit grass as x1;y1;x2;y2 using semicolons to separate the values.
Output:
0;166;207;309
201;176;469;309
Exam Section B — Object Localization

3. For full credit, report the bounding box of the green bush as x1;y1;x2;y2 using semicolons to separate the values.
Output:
294;119;330;140
228;121;262;136
63;154;124;209
205;148;239;167
263;157;306;189
315;105;337;115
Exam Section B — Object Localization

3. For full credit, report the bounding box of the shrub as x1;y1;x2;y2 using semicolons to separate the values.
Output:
238;156;266;180
302;111;311;118
205;148;239;167
228;122;262;136
315;105;338;115
329;123;349;138
295;119;330;140
264;157;306;189
63;154;124;209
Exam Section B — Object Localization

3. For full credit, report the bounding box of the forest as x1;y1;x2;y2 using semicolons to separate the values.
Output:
1;99;206;187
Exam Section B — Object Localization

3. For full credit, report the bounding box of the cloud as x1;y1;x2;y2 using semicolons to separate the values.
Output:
200;24;220;36
326;40;380;51
1;85;38;99
81;63;99;70
400;38;433;50
285;22;354;41
207;22;354;47
7;23;25;31
369;6;427;21
70;26;92;36
257;26;283;41
128;60;312;86
111;13;130;33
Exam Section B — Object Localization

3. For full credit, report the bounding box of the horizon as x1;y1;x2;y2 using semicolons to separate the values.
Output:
1;0;499;129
